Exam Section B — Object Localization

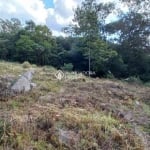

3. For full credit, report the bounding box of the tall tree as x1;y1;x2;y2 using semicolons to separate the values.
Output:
106;0;150;81
64;0;117;76
0;18;21;60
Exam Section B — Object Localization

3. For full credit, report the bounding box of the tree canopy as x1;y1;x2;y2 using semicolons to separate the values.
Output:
0;0;149;82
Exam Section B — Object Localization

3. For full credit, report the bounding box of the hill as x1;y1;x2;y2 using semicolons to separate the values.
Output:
0;61;149;150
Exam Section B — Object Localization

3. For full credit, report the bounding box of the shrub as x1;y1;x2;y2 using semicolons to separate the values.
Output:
22;61;31;68
124;76;143;85
61;63;73;72
106;71;115;79
36;116;53;131
42;66;56;72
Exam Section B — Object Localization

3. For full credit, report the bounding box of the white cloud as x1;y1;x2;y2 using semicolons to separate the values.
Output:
0;0;129;36
46;0;81;36
52;30;67;37
0;0;48;24
0;0;80;36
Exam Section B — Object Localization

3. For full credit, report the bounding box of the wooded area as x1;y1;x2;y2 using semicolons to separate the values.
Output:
0;0;149;81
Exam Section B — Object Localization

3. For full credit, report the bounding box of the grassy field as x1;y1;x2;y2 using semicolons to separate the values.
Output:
0;61;149;150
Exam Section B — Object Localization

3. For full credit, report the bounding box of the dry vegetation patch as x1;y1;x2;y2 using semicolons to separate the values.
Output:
0;61;149;149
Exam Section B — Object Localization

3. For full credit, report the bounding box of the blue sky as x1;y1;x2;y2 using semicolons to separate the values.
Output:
43;0;54;8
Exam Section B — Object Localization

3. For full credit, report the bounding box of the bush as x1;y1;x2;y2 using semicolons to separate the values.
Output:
106;71;115;79
140;73;150;82
61;63;73;72
42;66;56;72
22;61;31;68
144;82;150;87
124;76;143;85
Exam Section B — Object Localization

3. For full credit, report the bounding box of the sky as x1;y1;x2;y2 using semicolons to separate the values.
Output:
0;0;127;36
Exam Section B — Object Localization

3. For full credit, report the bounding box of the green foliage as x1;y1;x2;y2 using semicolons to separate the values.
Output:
105;10;150;81
0;0;149;82
144;82;150;87
8;100;20;109
15;35;36;62
0;18;55;66
125;76;143;85
61;63;73;72
34;140;50;150
107;55;128;78
89;39;117;75
106;71;115;79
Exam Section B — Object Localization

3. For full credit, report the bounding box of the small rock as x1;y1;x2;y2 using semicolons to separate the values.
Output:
135;101;140;105
39;94;52;102
59;129;79;148
124;112;133;121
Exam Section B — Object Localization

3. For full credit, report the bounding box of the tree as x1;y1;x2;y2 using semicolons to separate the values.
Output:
65;0;117;76
106;1;150;81
0;18;21;60
15;35;36;62
120;0;150;15
25;20;36;32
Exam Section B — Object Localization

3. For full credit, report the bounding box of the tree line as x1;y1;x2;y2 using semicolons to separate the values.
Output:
0;0;149;81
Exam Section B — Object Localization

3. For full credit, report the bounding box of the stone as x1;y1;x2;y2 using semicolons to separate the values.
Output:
58;129;79;148
124;112;133;121
30;83;37;88
11;76;31;93
23;70;35;81
135;101;140;105
11;70;35;93
39;94;52;102
118;111;133;121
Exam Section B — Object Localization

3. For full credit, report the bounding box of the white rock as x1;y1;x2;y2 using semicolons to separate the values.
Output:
30;83;37;88
135;101;140;105
11;76;31;92
11;70;35;93
23;70;35;81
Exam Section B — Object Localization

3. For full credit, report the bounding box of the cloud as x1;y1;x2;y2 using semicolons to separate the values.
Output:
0;0;48;24
0;0;80;36
46;0;81;35
0;0;128;36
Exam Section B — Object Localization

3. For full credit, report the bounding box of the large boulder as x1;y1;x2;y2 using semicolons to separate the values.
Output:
22;70;34;81
11;70;36;93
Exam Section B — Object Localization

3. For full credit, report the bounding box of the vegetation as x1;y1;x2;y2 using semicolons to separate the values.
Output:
0;0;149;82
0;61;149;149
0;0;149;148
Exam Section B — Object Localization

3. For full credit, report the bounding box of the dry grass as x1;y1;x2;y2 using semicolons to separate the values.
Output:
0;61;149;149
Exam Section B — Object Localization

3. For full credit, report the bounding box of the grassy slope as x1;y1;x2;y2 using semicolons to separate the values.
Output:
0;61;149;150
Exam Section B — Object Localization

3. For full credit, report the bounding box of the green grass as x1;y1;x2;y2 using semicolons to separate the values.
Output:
0;61;25;76
8;100;20;109
142;103;150;116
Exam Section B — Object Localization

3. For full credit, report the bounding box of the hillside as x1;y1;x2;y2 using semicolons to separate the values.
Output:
0;61;150;150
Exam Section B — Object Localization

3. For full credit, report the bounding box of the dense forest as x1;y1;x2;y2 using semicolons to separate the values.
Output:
0;0;149;81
